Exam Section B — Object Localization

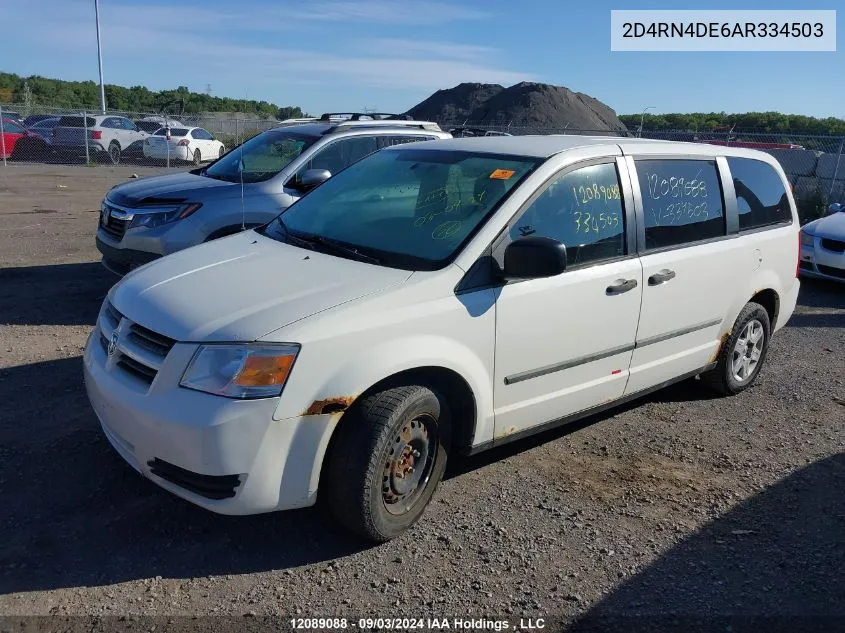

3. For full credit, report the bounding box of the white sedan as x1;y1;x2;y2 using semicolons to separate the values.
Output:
799;203;845;282
142;127;225;165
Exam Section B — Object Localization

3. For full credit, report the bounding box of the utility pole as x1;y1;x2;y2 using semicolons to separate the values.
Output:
638;105;655;138
94;0;106;114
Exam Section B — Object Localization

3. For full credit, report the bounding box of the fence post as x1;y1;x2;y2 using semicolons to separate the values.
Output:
828;137;844;202
83;109;91;165
236;118;240;147
0;104;6;167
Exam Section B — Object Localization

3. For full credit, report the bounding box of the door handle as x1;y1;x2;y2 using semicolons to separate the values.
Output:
606;278;638;295
648;269;676;286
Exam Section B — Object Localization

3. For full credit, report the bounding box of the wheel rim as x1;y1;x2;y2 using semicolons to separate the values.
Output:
110;145;119;163
194;150;201;165
382;413;438;516
219;147;225;157
731;319;764;383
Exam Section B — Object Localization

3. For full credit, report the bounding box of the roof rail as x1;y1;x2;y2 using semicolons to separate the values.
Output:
327;120;442;133
318;112;413;122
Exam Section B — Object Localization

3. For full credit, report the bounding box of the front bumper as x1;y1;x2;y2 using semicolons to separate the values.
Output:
800;240;845;283
82;330;338;514
96;235;160;275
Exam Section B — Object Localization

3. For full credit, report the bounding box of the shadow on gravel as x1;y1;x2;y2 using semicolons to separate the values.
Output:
568;452;845;633
796;277;844;310
0;262;115;326
0;357;367;595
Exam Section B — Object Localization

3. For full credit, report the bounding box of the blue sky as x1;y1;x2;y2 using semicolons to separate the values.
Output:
1;0;842;117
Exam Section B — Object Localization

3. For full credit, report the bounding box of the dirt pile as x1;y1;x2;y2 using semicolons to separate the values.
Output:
407;81;627;132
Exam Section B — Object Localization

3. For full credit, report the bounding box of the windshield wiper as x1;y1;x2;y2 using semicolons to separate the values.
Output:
280;224;382;265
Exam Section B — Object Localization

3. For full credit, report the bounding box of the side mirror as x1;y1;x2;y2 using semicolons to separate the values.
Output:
829;203;842;215
297;168;331;192
501;236;567;279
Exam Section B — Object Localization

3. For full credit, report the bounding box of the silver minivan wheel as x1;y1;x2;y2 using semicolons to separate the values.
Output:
731;319;764;383
701;301;771;396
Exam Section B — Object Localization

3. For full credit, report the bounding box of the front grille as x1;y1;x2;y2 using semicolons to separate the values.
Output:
147;458;241;500
818;264;845;279
97;300;177;390
117;355;157;384
821;238;845;253
128;323;176;358
100;216;129;241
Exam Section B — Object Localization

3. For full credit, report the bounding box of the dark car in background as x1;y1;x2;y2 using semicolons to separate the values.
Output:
27;117;61;142
23;114;59;127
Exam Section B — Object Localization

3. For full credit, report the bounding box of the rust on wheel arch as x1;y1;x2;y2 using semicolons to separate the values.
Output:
710;330;732;364
301;395;356;417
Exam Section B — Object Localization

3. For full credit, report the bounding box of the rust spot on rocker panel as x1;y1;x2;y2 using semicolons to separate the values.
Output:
494;426;518;441
302;396;356;416
710;330;732;364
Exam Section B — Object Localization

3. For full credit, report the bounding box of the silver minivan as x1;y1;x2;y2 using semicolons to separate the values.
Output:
96;115;451;275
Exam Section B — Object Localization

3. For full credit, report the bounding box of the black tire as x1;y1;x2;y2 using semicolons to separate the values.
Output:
193;148;202;166
701;302;771;396
107;142;121;165
219;146;225;158
324;385;451;542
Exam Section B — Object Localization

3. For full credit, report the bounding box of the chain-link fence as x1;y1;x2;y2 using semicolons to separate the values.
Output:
0;102;282;168
2;103;842;221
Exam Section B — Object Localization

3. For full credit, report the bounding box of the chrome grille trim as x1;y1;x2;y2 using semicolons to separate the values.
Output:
95;299;177;391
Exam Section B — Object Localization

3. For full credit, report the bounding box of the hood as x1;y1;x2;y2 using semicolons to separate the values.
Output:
106;171;249;207
110;230;412;342
805;211;845;239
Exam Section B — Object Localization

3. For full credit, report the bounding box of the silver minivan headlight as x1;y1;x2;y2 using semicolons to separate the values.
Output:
180;343;300;399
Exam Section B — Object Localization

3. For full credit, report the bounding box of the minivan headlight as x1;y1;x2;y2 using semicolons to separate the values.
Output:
180;343;299;399
129;203;202;229
800;231;814;246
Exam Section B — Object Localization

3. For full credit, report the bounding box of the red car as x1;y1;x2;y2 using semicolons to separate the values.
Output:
1;119;49;159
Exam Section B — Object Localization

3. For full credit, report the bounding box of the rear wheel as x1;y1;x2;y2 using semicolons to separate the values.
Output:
192;148;202;166
701;301;771;395
219;145;225;158
324;385;451;541
107;142;121;165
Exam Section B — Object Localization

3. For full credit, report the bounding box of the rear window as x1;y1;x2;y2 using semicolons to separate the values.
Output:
727;157;792;230
154;128;188;137
635;159;725;250
57;116;96;128
135;121;161;133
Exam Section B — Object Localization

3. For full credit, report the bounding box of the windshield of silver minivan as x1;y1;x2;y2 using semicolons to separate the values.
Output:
204;129;318;183
262;148;540;269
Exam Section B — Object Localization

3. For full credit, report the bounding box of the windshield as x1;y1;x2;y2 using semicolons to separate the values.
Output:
204;129;318;183
262;148;541;269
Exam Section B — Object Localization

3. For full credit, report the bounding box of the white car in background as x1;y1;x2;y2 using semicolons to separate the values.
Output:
799;202;845;282
143;126;226;165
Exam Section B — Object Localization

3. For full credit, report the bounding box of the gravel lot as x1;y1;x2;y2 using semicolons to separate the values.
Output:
0;164;843;630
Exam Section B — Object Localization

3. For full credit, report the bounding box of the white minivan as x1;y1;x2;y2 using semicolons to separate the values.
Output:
83;136;800;541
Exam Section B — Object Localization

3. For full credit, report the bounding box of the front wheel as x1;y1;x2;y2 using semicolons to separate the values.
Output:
324;385;451;541
701;301;771;395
